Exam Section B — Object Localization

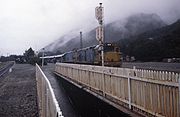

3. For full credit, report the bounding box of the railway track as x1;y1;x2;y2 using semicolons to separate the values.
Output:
0;62;14;77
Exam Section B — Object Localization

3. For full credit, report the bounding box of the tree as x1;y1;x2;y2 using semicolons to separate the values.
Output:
23;47;38;65
24;47;35;59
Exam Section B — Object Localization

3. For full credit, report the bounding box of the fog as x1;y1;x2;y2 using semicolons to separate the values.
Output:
0;0;180;55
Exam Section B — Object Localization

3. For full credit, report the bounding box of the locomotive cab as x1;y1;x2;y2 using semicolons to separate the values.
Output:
102;43;122;67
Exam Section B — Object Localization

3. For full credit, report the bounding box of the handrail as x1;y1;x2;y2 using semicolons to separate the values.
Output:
36;64;63;117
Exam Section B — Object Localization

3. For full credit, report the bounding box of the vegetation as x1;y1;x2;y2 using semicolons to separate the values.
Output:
23;47;41;65
118;20;180;61
0;47;42;65
1;16;179;63
44;13;165;53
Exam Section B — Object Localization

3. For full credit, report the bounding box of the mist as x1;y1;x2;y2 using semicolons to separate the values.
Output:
0;0;180;55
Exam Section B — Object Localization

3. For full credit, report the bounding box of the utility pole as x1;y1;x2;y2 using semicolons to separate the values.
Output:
80;31;83;49
95;3;104;66
42;48;45;67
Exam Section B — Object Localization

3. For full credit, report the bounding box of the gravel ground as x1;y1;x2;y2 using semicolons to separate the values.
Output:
122;62;180;73
0;62;8;70
0;62;3;68
0;64;39;117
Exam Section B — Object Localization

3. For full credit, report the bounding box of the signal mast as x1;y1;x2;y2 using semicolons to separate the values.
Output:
95;3;104;66
80;31;83;49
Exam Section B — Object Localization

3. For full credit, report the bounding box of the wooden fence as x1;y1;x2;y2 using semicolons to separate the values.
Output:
36;64;63;117
55;63;180;117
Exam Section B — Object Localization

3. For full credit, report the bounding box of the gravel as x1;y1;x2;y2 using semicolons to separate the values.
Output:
122;62;180;73
0;64;39;117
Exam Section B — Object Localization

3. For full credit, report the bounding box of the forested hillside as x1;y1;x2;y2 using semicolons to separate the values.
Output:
118;19;180;61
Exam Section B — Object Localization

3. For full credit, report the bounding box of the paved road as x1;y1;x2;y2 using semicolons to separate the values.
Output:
42;64;78;117
0;64;38;117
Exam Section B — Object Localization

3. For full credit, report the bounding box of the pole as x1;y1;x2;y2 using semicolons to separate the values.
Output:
80;31;83;49
42;48;44;67
178;74;180;117
128;72;132;109
101;45;104;66
100;24;104;66
95;3;104;66
100;3;104;66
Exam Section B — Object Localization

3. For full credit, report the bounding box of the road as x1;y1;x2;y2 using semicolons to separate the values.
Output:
42;64;78;117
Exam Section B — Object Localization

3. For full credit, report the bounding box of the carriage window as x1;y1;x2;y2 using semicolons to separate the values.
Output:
104;46;114;52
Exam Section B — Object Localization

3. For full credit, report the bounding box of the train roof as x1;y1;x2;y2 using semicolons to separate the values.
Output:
40;53;65;59
77;45;97;51
40;43;116;59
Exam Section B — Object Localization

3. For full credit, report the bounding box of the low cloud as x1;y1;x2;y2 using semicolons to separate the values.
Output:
0;0;179;55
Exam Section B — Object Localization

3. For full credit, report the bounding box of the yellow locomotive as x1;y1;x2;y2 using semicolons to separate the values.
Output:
94;43;122;67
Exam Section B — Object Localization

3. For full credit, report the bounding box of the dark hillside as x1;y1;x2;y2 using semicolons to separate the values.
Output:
43;13;165;53
118;19;180;61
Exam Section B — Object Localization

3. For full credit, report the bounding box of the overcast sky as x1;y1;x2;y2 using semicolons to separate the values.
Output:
0;0;180;55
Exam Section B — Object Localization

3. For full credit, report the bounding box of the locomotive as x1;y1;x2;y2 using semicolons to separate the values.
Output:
42;43;122;67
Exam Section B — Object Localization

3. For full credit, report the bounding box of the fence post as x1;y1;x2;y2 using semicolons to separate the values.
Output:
102;70;105;97
179;75;180;117
46;88;49;117
128;72;131;109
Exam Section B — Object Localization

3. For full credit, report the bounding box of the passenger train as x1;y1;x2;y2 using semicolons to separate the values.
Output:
41;43;122;67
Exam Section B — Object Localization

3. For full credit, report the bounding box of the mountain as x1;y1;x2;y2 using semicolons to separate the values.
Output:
43;13;166;53
118;19;180;61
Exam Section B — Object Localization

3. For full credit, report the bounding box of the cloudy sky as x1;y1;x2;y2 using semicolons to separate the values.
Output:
0;0;180;55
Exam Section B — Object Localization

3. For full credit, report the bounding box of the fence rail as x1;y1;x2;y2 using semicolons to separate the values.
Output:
36;64;63;117
55;63;180;117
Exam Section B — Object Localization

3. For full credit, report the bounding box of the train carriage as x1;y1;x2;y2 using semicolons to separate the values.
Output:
85;46;95;64
42;43;122;67
64;51;73;63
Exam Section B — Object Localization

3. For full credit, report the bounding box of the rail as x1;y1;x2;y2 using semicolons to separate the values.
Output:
36;64;63;117
55;63;180;117
0;61;14;77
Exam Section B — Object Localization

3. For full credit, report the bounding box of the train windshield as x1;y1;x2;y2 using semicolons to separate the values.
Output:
104;45;114;52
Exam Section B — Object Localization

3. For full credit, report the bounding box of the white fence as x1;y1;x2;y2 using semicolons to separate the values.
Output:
55;63;180;117
36;64;63;117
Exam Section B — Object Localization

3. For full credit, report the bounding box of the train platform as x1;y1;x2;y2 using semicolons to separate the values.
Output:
0;64;38;117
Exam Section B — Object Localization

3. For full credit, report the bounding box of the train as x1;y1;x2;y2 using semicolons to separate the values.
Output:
41;43;122;67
